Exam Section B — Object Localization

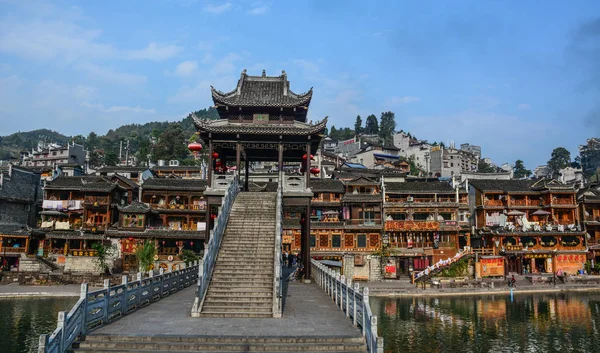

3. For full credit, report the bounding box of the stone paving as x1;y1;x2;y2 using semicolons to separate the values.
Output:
91;268;363;338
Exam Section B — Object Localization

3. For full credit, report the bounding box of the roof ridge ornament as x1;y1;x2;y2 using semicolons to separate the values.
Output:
262;69;266;77
282;70;288;96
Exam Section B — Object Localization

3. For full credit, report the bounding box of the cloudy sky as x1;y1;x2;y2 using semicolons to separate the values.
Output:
1;0;599;169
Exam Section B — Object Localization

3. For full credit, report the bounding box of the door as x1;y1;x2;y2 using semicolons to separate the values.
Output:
123;254;138;273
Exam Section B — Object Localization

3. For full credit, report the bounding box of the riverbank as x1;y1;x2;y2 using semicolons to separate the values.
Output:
0;283;89;298
363;277;600;297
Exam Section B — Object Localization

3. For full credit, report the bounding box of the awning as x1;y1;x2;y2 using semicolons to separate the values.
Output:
507;210;525;216
40;210;69;217
320;260;342;267
531;210;552;216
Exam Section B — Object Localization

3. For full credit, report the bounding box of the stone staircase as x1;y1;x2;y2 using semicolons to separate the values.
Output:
73;334;368;352
199;192;277;318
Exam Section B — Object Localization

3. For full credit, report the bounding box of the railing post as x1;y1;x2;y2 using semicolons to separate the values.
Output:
362;287;369;336
371;315;379;353
353;283;359;326
102;279;110;324
159;268;164;296
340;275;346;310
80;282;88;337
57;311;66;352
38;334;48;353
345;278;351;317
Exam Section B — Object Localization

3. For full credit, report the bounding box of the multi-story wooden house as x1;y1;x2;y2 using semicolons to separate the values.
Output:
40;176;127;271
469;179;585;276
578;181;600;264
309;179;346;257
106;178;208;272
383;181;462;277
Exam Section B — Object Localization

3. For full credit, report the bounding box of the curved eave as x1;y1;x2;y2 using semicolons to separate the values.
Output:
211;87;313;108
193;116;327;136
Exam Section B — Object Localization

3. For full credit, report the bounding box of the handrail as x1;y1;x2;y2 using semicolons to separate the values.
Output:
192;172;239;315
38;262;200;353
272;171;283;318
412;248;470;283
311;259;383;353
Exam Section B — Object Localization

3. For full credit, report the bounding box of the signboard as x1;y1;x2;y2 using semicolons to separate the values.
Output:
555;254;585;275
341;137;357;145
253;114;269;123
480;257;504;277
444;221;458;226
385;220;439;231
384;263;397;278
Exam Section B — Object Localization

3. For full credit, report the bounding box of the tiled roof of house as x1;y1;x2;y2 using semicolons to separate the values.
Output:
45;176;121;192
346;176;379;186
0;223;31;236
310;179;345;193
468;179;538;193
385;181;455;194
142;178;207;191
211;70;313;109
96;166;147;173
117;201;153;213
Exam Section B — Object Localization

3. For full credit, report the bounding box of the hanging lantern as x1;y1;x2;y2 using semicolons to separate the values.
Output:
212;151;219;159
190;241;194;246
211;213;217;219
128;237;134;241
310;167;320;175
188;142;202;152
215;161;222;167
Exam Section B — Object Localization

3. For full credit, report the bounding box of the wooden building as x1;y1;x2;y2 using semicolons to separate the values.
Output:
469;179;585;276
384;181;461;277
578;181;600;265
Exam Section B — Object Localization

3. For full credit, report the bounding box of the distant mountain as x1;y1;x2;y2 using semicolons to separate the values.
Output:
0;107;220;163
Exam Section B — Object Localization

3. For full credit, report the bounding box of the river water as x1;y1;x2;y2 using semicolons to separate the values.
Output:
371;291;600;353
3;292;600;353
0;297;77;353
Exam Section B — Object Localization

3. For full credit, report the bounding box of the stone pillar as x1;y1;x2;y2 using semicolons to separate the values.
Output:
278;143;283;173
244;157;250;192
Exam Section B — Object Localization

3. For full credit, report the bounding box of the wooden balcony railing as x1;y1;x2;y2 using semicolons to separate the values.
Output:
345;219;382;226
150;203;206;211
82;223;109;231
553;198;574;205
85;196;109;206
585;216;600;222
484;200;504;207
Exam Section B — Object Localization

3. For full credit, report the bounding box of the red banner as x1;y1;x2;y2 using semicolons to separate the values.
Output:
385;221;440;231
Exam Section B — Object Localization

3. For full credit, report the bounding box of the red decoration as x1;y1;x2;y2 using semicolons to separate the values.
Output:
215;161;222;167
128;237;134;241
187;142;202;152
300;217;305;224
162;240;166;245
211;214;217;219
190;241;194;246
212;151;219;159
310;167;320;175
302;154;315;160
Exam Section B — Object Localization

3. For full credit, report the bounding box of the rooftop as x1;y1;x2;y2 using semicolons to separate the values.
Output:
385;181;455;194
142;178;207;191
45;176;121;192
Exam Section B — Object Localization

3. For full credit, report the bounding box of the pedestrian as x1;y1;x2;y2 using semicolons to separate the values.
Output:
287;253;293;268
508;275;516;287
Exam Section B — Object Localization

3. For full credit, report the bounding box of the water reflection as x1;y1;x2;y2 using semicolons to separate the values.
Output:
372;292;600;353
0;297;77;353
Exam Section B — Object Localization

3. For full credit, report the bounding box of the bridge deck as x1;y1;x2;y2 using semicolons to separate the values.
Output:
90;269;362;339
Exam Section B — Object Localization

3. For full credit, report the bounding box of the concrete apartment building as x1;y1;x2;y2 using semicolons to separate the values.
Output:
429;146;478;178
393;132;431;172
22;142;87;169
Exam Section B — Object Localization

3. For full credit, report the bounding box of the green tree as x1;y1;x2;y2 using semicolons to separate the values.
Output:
151;124;188;161
329;126;338;140
513;160;532;179
136;240;157;272
104;151;119;166
548;147;571;178
364;114;379;135
379;111;396;146
354;115;363;135
92;242;118;275
478;160;496;173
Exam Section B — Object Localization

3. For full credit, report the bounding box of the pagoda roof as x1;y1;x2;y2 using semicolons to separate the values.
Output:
193;116;327;136
211;70;313;108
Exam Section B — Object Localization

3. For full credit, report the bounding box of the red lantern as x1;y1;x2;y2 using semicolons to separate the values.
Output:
190;241;194;246
310;167;320;175
162;240;166;245
187;142;202;152
215;161;222;167
212;151;219;159
302;154;314;160
128;237;134;241
211;213;217;219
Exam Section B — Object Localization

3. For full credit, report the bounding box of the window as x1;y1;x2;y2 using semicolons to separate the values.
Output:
357;234;367;248
310;233;316;247
123;214;144;228
332;234;341;248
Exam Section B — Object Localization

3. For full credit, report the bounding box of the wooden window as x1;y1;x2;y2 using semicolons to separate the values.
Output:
319;234;328;247
332;234;341;248
253;113;269;123
369;234;379;247
310;233;316;247
294;233;301;248
357;234;367;248
345;233;354;247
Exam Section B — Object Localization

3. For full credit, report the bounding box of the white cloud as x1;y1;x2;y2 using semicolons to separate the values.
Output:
211;53;243;75
76;62;147;86
174;60;199;77
203;3;233;14
81;102;156;114
248;5;269;15
517;103;530;110
387;96;421;105
0;19;115;61
126;42;183;61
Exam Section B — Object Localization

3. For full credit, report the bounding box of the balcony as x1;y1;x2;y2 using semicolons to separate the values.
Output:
82;223;109;231
384;220;440;231
508;199;539;207
584;216;600;223
151;203;206;211
552;198;575;206
345;219;382;227
85;196;109;206
484;200;504;207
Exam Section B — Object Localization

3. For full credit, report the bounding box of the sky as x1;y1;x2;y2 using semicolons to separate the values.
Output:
0;0;599;170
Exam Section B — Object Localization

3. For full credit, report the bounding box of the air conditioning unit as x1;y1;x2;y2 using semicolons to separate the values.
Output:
407;196;414;202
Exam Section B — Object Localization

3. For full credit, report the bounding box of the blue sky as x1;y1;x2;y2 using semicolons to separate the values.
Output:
0;0;599;169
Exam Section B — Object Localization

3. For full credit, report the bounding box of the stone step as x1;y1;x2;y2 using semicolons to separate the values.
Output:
210;275;272;282
202;299;273;307
206;288;272;295
83;335;366;345
75;341;366;352
204;294;273;301
196;311;274;318
209;279;272;285
200;305;273;314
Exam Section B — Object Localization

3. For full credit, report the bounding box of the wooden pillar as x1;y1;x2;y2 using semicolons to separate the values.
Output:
236;142;241;174
278;143;283;173
306;142;311;189
208;138;213;187
303;204;311;280
244;157;250;192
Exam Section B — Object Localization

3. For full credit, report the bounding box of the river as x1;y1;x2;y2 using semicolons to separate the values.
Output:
0;297;77;353
371;291;600;353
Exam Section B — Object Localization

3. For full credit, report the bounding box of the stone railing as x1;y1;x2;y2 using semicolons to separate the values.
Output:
38;263;199;353
192;173;239;315
283;174;306;192
211;173;236;191
311;259;383;353
272;172;283;317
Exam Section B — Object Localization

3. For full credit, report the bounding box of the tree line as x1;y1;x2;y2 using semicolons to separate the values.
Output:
327;111;397;146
